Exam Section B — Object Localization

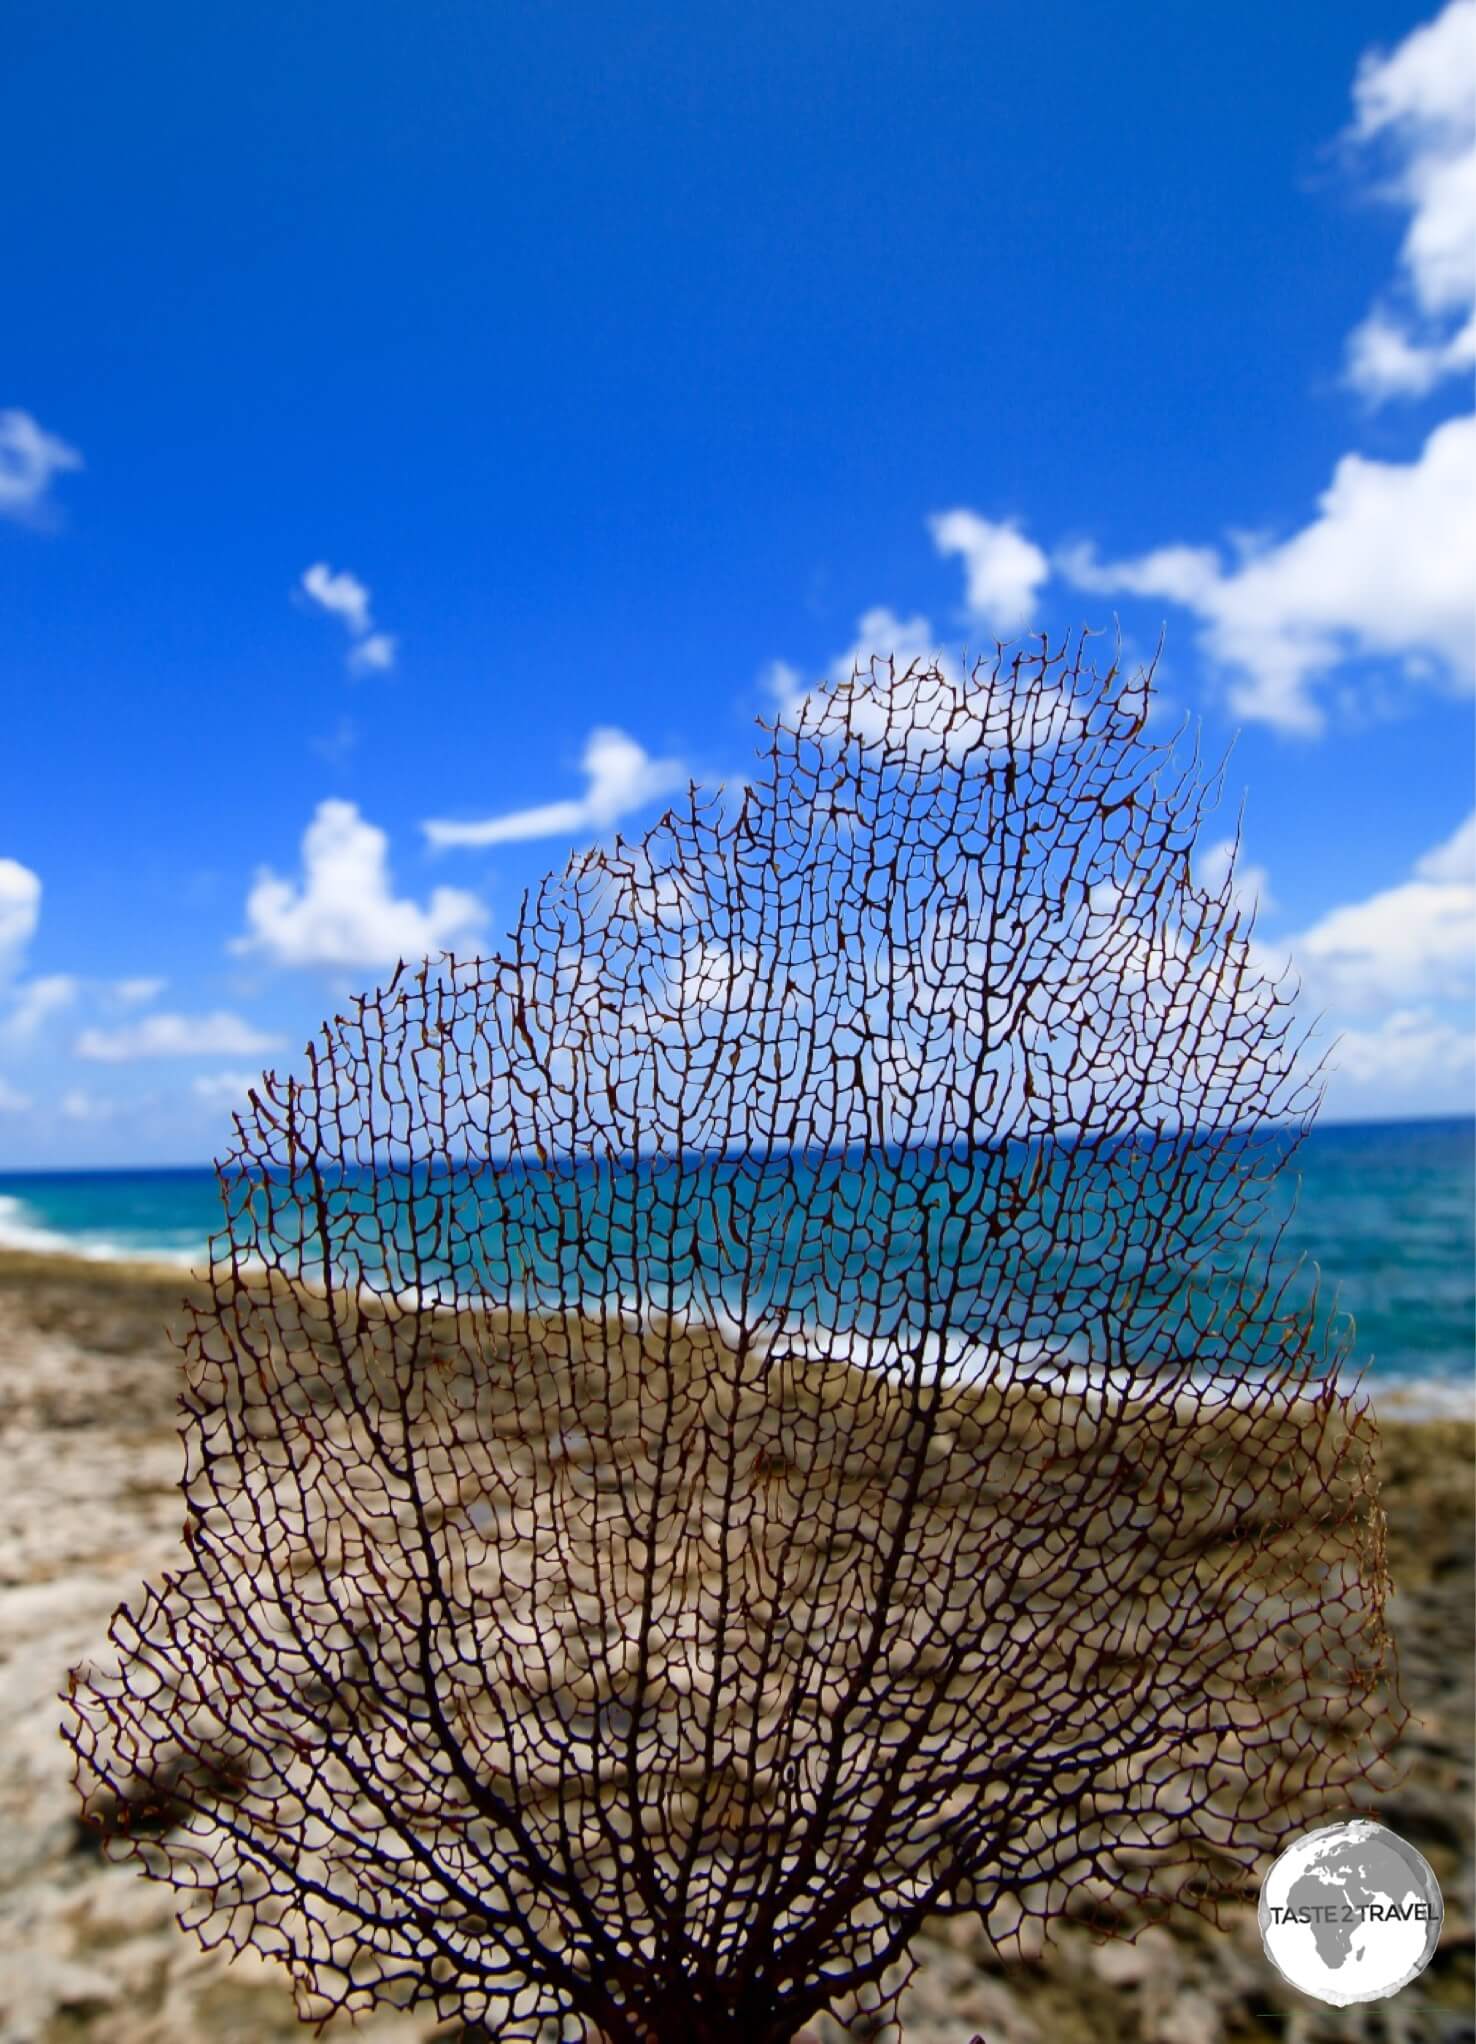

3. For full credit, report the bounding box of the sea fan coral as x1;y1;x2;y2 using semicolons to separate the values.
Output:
64;644;1398;2043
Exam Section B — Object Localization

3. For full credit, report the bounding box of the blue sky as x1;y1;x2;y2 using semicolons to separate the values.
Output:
1;0;1472;1167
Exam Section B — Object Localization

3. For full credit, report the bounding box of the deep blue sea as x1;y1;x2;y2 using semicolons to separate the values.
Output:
1;1118;1470;1410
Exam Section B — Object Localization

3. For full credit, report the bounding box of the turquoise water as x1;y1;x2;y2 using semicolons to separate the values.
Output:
0;1117;1470;1403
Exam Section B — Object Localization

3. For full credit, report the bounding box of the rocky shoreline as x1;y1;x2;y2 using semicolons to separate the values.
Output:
0;1250;1469;2044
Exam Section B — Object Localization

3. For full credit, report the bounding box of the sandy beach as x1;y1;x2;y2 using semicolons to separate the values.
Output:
0;1248;1469;2044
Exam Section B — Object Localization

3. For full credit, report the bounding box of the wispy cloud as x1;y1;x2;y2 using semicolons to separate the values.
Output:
3;973;79;1043
309;715;359;769
111;975;166;1008
1331;1006;1474;1088
76;1010;285;1063
0;1078;31;1112
423;727;689;849
1342;0;1476;402
234;798;487;968
348;632;396;675
299;562;398;675
60;1087;116;1122
191;1070;261;1108
0;409;83;526
1058;413;1475;734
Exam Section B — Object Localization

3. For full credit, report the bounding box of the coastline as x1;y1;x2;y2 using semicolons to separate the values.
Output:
0;1246;1470;2042
0;1240;1469;1420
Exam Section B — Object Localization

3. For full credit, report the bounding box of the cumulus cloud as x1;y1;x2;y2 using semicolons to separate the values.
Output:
1058;414;1476;734
3;973;79;1042
0;858;41;975
1186;814;1473;1112
0;410;83;525
76;1010;285;1063
235;798;487;968
1413;807;1476;882
765;499;1056;731
760;659;808;719
1280;808;1475;1012
834;607;957;682
1331;1006;1475;1087
764;611;960;723
302;563;372;634
928;510;1050;635
423;727;689;849
1342;0;1476;402
300;562;398;674
1047;12;1475;733
762;505;1053;733
762;604;1092;778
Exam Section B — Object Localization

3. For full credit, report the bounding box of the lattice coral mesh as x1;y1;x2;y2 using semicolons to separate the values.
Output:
64;647;1398;2044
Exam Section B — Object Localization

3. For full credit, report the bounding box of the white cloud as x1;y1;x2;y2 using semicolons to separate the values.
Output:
1059;415;1476;734
1045;13;1475;731
348;631;397;675
301;563;372;634
1281;808;1476;1012
763;604;1088;771
928;510;1050;634
299;562;397;674
423;727;689;849
1196;838;1277;918
112;975;166;1007
1207;814;1475;1115
833;607;956;682
761;658;808;720
1343;0;1476;402
191;1070;261;1108
235;798;487;969
762;511;1047;735
0;1078;31;1112
0;858;41;975
675;940;760;1011
1330;1006;1474;1088
60;1087;114;1122
0;410;83;524
3;973;79;1042
1345;308;1474;401
76;1010;286;1063
765;610;960;721
1414;808;1476;882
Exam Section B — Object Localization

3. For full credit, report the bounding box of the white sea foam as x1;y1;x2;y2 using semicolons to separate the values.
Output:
0;1199;1467;1422
0;1192;210;1272
1369;1375;1476;1422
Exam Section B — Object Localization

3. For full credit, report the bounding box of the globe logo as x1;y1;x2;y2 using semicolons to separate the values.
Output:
1259;1818;1444;2006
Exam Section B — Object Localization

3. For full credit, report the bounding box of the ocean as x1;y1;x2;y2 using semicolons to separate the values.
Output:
0;1116;1470;1410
